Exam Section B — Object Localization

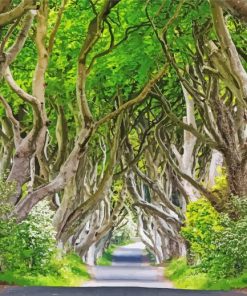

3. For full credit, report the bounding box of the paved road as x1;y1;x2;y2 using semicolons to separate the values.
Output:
0;242;246;295
84;242;172;288
1;286;246;296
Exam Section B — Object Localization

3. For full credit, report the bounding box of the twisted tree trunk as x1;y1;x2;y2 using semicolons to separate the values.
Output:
214;0;247;22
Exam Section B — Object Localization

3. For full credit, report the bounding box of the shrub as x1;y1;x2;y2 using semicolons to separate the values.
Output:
0;252;90;286
0;176;16;218
182;196;247;278
202;199;247;277
165;257;247;290
181;198;222;262
0;178;56;275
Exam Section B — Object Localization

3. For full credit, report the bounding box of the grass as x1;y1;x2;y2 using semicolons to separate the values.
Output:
165;257;247;290
0;253;90;287
96;244;118;266
96;239;133;266
146;248;156;265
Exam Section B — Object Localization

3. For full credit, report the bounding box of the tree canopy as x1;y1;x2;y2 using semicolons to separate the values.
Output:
0;0;247;270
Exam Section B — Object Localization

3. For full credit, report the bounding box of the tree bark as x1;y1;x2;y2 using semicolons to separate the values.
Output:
207;150;223;188
214;0;247;22
210;0;247;106
0;0;38;26
0;0;11;14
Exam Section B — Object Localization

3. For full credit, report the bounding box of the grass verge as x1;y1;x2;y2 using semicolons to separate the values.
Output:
165;257;247;290
0;253;90;287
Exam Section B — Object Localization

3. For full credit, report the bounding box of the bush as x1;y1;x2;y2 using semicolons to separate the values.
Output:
165;257;247;290
0;178;90;286
182;197;247;278
0;178;56;275
181;198;222;262
0;253;90;286
0;177;16;218
0;201;56;275
202;198;247;277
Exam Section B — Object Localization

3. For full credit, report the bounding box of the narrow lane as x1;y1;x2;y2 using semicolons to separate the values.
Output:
83;241;173;287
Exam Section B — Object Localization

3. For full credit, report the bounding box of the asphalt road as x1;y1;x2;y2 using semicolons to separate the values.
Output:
1;286;246;296
83;242;172;287
0;242;246;296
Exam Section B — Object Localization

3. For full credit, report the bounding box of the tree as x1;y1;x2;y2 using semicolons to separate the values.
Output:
1;0;247;267
214;0;247;22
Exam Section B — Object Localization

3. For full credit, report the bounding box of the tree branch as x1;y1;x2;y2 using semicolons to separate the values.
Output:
96;66;168;127
6;10;35;65
4;67;37;104
0;0;38;26
210;0;247;106
155;124;218;204
48;0;68;55
0;95;21;145
214;0;247;22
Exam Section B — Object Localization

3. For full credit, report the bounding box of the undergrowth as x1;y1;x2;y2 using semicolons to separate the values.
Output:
165;257;247;290
0;253;90;286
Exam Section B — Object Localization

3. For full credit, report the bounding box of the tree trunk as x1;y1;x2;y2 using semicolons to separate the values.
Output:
225;156;247;197
0;0;11;14
207;149;223;188
214;0;247;22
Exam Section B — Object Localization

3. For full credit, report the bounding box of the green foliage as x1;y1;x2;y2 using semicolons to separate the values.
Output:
0;178;56;275
0;179;90;285
181;198;222;261
182;197;247;278
96;244;117;266
1;0;247;287
0;176;16;218
165;257;247;291
0;199;56;275
202;198;247;278
211;168;230;207
211;167;228;192
165;257;209;290
0;253;90;286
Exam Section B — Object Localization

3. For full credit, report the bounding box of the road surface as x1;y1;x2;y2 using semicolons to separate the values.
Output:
84;241;173;287
0;242;246;295
1;286;246;296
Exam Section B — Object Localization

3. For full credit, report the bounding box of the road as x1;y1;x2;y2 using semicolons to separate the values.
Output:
0;242;246;296
83;241;173;287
